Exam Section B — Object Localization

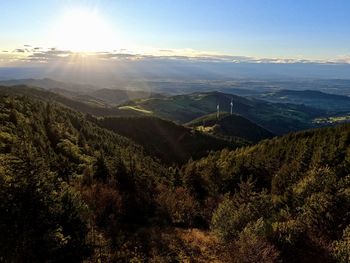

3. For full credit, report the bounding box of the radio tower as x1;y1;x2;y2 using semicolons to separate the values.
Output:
230;98;233;115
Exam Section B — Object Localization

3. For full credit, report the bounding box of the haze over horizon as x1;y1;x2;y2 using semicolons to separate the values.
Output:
1;0;350;73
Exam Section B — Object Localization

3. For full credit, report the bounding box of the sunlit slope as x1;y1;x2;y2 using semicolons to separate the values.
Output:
89;88;164;105
0;85;144;117
0;93;168;184
188;121;350;191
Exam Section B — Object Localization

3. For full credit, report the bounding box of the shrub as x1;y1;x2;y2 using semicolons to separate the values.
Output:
332;226;350;263
225;219;280;263
156;185;199;226
272;219;304;247
211;179;273;241
81;183;123;230
211;195;252;240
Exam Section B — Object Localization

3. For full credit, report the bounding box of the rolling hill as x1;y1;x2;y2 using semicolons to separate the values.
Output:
0;85;144;117
120;91;325;134
0;85;242;164
93;115;244;164
0;78;165;106
186;112;274;143
0;78;97;92
88;88;164;105
256;89;350;112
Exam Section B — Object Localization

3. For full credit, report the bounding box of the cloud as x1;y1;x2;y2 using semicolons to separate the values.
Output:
13;49;26;53
158;49;175;53
2;45;350;66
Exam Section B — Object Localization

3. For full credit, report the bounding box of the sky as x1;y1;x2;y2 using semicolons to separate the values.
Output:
0;0;350;65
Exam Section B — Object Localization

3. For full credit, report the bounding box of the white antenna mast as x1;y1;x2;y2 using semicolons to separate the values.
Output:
217;102;220;119
230;98;233;115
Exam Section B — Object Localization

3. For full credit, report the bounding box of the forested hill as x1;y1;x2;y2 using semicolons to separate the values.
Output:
181;123;350;262
0;85;144;117
191;122;350;186
186;112;274;143
1;92;349;262
0;94;165;177
93;116;245;164
0;94;170;261
257;89;350;112
121;91;325;134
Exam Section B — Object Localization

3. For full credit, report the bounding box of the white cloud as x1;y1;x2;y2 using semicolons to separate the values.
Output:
1;45;350;65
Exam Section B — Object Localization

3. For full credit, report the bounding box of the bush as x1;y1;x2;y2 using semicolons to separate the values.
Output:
224;219;280;263
332;226;350;263
211;195;251;240
81;183;123;229
272;219;304;247
156;185;199;226
211;179;273;241
301;192;335;235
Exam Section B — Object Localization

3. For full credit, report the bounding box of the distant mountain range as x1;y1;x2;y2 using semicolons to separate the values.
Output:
254;89;350;112
0;78;97;92
3;81;350;136
1;61;350;85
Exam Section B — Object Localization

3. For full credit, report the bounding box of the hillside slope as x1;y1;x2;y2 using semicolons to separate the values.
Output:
186;112;274;143
0;85;145;117
181;123;350;262
88;88;164;105
257;89;350;112
94;116;244;164
0;93;167;182
0;94;172;262
1;92;349;262
121;91;325;134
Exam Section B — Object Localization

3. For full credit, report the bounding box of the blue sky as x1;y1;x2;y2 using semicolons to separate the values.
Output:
1;0;350;61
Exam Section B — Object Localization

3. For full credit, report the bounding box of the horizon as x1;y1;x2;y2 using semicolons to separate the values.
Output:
1;0;350;68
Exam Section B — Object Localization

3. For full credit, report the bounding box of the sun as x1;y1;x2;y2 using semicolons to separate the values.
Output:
53;9;117;52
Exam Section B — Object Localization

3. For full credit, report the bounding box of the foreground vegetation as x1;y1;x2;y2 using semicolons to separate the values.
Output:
0;93;349;262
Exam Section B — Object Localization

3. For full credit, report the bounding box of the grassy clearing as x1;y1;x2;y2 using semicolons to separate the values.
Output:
118;105;153;114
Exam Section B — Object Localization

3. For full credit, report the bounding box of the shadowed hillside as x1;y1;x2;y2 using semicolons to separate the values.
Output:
186;112;274;143
93;116;245;164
